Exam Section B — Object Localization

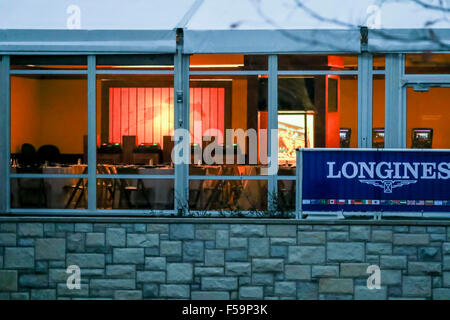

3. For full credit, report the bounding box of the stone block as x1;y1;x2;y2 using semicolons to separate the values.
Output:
106;265;135;278
145;257;166;270
288;246;325;264
160;241;182;256
30;289;56;300
274;281;296;296
106;228;126;247
251;273;274;286
0;233;16;246
127;234;158;248
239;286;263;299
160;285;189;298
114;290;142;300
327;243;364;262
354;286;387;300
0;270;17;291
192;291;229;300
205;249;224;266
85;233;105;247
18;223;43;237
225;262;251;276
408;262;441;275
216;230;229;249
202;277;238;291
170;224;194;240
298;232;326;244
36;239;66;260
4;247;34;269
230;225;265;237
267;225;296;237
183;241;204;262
90;279;136;290
372;230;393;242
394;234;429;246
252;259;284;272
297;282;318;300
319;278;353;294
285;265;311;280
367;243;392;255
248;238;269;257
113;248;144;264
350;226;371;241
380;255;407;269
57;284;89;297
167;263;193;283
136;271;165;283
67;253;105;268
340;263;370;278
312;265;339;278
403;276;431;297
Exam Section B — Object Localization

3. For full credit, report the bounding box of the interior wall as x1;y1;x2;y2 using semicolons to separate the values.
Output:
339;78;358;148
231;79;247;131
10;76;41;153
407;87;450;149
11;77;90;154
38;79;88;154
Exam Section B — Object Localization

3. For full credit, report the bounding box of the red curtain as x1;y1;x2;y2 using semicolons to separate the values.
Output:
109;87;225;148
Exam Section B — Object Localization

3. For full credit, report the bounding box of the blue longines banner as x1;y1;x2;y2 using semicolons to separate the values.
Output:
301;150;450;212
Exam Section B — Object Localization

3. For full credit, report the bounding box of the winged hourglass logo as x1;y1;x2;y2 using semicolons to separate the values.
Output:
359;180;417;193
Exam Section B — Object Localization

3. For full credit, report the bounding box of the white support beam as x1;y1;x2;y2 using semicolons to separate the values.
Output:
0;56;10;213
358;53;373;148
87;55;97;211
268;55;278;210
385;54;405;148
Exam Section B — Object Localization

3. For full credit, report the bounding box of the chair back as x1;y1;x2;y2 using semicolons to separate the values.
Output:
37;145;61;165
19;143;37;167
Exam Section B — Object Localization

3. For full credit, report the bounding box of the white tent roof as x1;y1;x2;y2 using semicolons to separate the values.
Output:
1;0;450;53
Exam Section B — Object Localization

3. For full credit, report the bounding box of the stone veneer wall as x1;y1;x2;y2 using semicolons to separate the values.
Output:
0;218;450;300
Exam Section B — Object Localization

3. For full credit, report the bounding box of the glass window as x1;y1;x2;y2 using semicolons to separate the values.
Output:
96;54;173;71
405;53;450;74
10;55;87;70
373;54;385;70
10;74;88;172
278;55;358;70
190;54;268;71
406;86;450;149
372;75;385;148
188;179;267;211
96;74;175;169
188;74;268;176
277;74;358;175
97;178;173;210
11;177;88;209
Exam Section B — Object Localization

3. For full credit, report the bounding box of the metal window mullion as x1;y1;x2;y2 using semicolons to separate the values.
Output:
268;55;278;210
174;36;189;214
87;56;97;211
278;70;358;76
10;70;87;75
10;174;88;179
358;53;373;148
95;70;174;75
1;56;10;212
385;54;405;148
96;174;175;179
189;70;268;76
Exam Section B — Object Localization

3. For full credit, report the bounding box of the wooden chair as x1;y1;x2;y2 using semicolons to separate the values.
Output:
16;167;47;208
64;166;88;209
115;166;152;209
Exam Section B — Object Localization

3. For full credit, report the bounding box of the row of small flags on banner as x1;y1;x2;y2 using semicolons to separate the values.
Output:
303;199;449;206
